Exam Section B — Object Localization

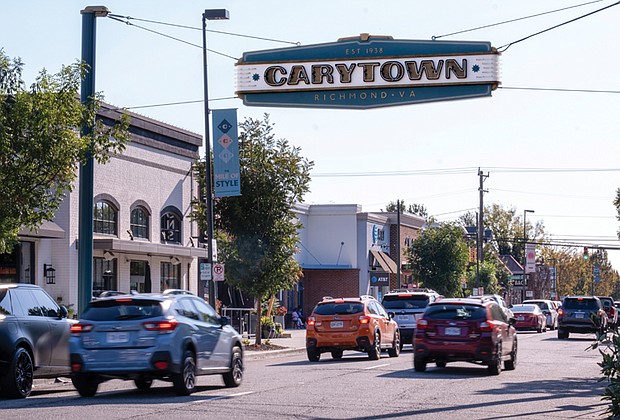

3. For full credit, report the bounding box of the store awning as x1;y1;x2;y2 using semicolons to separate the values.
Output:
94;238;208;258
18;221;65;239
369;249;397;274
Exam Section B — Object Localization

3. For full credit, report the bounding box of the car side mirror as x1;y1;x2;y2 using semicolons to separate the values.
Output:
388;312;395;319
58;305;69;319
508;317;516;326
219;316;230;327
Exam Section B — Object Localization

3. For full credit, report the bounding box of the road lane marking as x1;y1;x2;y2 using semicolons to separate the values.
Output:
364;363;390;370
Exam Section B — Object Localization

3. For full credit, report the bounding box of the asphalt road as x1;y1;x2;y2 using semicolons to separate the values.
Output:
2;330;611;419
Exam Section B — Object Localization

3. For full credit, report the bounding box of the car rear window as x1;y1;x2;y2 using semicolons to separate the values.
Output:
563;299;598;310
382;295;430;310
511;305;538;313
82;299;163;321
313;302;364;315
425;304;486;320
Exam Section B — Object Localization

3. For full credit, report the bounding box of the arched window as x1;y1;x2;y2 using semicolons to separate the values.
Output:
130;206;150;239
94;200;117;235
160;208;182;244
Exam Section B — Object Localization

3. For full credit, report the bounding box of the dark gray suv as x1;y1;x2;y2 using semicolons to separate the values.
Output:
0;283;73;398
69;290;244;396
381;289;441;347
557;296;607;339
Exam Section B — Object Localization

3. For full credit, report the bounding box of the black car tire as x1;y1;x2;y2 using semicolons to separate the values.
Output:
557;329;569;339
388;330;400;358
331;350;343;359
1;347;34;399
72;374;99;397
307;348;320;362
436;360;447;368
504;338;517;371
134;379;153;390
222;346;243;387
368;331;381;360
414;356;427;372
173;350;196;396
488;343;502;375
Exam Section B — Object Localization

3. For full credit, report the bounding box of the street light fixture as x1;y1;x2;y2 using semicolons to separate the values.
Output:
522;209;535;302
201;9;229;308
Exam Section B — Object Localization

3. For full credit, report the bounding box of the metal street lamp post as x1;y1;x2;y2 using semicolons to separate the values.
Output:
522;209;535;302
201;9;229;308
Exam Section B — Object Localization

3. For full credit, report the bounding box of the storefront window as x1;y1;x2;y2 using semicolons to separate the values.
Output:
130;207;150;239
130;260;148;293
160;209;182;244
161;262;180;291
93;257;117;297
94;200;118;235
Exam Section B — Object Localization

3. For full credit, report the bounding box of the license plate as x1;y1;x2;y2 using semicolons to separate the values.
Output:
330;321;344;328
398;315;410;321
575;312;585;319
107;332;129;343
445;327;461;336
517;316;524;321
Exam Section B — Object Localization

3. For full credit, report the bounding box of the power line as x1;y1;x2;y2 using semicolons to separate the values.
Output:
432;0;605;39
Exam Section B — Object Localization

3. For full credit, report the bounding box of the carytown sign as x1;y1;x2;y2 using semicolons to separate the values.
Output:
236;34;500;109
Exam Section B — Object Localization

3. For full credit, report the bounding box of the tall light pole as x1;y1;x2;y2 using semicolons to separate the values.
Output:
201;9;229;307
522;209;535;302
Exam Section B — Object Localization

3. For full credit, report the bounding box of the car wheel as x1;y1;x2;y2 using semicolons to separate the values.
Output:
504;338;517;371
71;374;99;397
436;360;447;368
223;346;243;387
134;379;153;390
331;350;343;360
414;356;427;372
488;343;502;375
1;347;34;398
368;331;381;360
307;348;320;362
388;330;400;358
172;350;197;396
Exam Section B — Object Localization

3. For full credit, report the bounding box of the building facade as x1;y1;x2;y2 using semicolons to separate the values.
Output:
5;105;206;314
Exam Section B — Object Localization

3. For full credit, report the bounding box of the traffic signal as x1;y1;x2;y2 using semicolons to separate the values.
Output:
583;247;589;260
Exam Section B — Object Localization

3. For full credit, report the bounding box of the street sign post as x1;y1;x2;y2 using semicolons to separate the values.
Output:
213;263;225;282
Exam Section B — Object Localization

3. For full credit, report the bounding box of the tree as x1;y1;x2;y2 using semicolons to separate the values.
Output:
407;222;469;297
193;114;313;344
0;50;128;253
385;200;430;221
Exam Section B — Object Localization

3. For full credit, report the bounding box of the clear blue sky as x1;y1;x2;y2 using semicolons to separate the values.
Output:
3;1;620;268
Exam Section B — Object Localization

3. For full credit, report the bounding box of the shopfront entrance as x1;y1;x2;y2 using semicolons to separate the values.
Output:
130;260;151;293
0;242;34;284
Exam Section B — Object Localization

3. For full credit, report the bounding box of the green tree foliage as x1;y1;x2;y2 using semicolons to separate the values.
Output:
407;222;469;297
192;114;313;344
467;260;505;295
0;50;128;253
385;200;429;218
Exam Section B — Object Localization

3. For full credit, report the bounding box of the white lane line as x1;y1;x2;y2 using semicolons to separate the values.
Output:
209;391;254;400
364;363;390;370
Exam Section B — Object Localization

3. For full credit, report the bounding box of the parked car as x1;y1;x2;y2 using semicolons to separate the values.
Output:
414;298;517;375
557;296;607;339
381;288;441;348
468;294;514;320
522;299;558;330
511;304;547;333
597;296;618;328
0;283;73;398
306;295;400;361
69;290;243;397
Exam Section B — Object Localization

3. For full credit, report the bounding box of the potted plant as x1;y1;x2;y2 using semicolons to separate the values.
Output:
261;316;276;339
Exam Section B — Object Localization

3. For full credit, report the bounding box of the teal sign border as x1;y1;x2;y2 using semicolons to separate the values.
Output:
237;37;498;109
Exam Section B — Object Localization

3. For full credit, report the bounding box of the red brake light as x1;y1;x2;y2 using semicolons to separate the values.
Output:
143;319;179;332
417;319;428;330
115;298;133;302
479;321;494;332
358;315;371;324
70;323;93;334
307;316;316;326
558;308;564;316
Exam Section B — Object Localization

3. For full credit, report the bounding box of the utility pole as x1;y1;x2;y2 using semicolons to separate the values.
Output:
396;199;401;289
477;168;489;269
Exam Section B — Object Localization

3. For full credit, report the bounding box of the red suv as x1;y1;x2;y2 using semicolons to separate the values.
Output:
306;295;400;361
414;298;517;375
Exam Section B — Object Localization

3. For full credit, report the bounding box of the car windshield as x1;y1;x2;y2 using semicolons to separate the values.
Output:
313;302;364;315
511;305;538;313
563;299;598;310
382;295;430;310
82;299;163;321
524;301;549;310
425;304;486;320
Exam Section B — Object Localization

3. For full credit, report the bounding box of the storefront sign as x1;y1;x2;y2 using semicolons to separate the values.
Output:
370;272;389;287
236;35;500;109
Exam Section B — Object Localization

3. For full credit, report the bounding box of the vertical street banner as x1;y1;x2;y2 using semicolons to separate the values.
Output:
212;109;241;197
525;243;536;273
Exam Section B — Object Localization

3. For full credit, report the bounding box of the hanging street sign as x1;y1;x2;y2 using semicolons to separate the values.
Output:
236;34;500;109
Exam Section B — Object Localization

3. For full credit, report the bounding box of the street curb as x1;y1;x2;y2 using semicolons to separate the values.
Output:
244;347;305;361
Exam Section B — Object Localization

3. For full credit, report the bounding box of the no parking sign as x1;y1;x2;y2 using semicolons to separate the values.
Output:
213;263;225;282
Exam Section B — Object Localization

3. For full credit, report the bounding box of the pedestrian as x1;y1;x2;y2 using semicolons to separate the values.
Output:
291;306;304;329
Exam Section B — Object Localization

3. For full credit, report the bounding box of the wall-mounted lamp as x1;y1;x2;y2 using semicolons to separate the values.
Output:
103;250;116;261
170;256;181;266
127;229;134;240
44;264;56;284
189;237;196;247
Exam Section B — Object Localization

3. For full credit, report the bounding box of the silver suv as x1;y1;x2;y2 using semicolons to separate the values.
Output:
69;290;243;396
381;289;441;348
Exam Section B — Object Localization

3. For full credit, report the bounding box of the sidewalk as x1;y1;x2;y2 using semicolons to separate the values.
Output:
243;328;306;360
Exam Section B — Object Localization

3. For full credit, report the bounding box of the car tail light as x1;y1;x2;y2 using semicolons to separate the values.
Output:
417;319;428;330
558;308;564;316
358;315;371;324
70;323;94;334
154;361;169;370
142;319;179;332
479;321;495;332
71;363;82;373
307;316;316;326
